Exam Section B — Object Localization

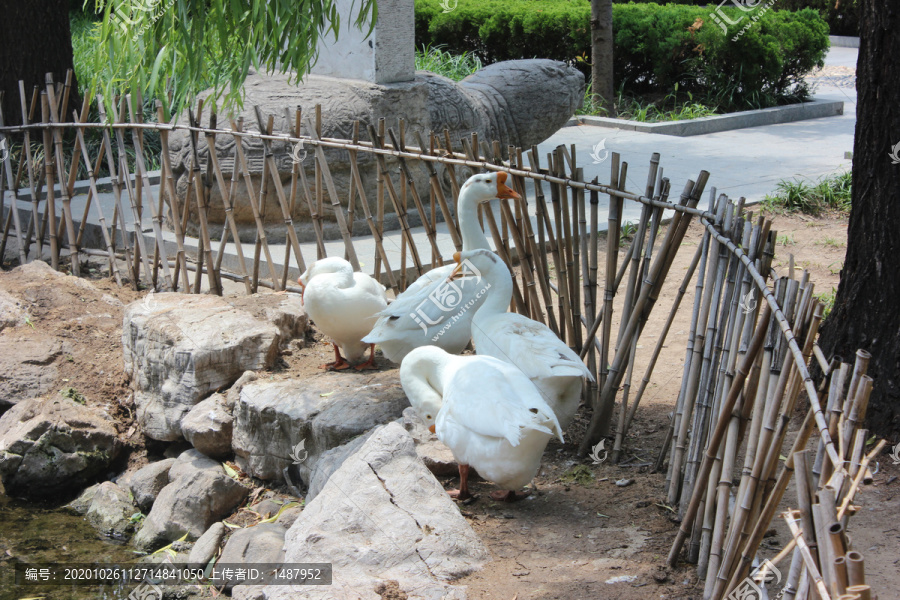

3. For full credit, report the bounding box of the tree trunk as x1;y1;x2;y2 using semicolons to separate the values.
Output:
817;0;900;441
590;0;614;109
0;0;78;127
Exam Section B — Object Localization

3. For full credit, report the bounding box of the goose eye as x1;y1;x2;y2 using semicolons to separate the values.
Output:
426;414;432;419
529;408;538;414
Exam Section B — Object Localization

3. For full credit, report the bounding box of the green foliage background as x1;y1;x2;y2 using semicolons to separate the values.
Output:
416;1;829;111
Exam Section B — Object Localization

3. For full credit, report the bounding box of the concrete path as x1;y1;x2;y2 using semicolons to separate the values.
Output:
538;46;857;207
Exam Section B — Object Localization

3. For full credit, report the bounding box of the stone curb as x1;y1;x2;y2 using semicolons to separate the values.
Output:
570;98;844;137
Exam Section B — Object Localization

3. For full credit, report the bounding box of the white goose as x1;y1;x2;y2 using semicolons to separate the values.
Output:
297;257;388;370
400;345;563;501
452;248;594;430
362;172;520;362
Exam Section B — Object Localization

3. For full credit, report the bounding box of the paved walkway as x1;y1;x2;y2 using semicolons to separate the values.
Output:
538;46;857;207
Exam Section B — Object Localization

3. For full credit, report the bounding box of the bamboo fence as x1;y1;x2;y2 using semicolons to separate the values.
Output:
0;75;887;599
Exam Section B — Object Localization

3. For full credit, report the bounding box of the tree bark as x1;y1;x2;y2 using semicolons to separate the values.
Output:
817;0;900;440
590;0;614;109
0;0;79;126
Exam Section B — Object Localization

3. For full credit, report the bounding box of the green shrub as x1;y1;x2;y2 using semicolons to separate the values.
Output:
779;0;858;36
416;0;829;111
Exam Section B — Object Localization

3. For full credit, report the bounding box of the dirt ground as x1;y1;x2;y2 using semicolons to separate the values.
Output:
1;207;897;600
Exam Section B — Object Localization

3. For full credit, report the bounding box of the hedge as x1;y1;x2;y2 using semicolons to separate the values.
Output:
615;0;858;35
415;1;830;110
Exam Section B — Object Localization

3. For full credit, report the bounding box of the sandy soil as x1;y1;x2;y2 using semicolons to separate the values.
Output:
1;207;897;600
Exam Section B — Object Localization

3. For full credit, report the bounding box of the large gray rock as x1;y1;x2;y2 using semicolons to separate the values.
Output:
306;431;374;502
133;469;249;551
0;397;121;498
399;407;458;477
232;371;408;483
216;523;286;590
188;522;228;568
65;483;101;515
235;422;488;600
181;394;233;459
168;448;222;481
167;60;584;242
119;458;176;512
85;481;139;539
122;292;306;441
0;338;65;413
0;288;27;332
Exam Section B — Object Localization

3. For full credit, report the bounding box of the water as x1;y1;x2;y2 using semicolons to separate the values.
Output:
0;495;140;600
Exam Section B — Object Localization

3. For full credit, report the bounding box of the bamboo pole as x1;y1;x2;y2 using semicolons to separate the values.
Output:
126;96;173;291
616;240;704;459
44;82;79;274
666;302;771;566
96;97;138;287
204;116;252;294
387;128;444;265
0;104;27;265
70;117;122;286
253;106;308;280
230;118;281;290
784;510;833;600
185;107;220;294
16;82;41;260
366;123;421;279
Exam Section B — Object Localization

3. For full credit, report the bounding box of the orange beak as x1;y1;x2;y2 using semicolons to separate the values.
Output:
496;172;521;200
448;252;464;281
297;278;305;306
428;424;436;434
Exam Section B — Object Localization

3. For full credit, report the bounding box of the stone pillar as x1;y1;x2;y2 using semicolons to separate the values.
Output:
311;0;415;84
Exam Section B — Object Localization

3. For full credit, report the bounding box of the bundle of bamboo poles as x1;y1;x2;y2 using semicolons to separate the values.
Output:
650;190;886;598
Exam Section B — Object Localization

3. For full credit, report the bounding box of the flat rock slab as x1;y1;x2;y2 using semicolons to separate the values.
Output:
232;371;408;483
122;292;306;441
0;397;120;498
236;422;488;600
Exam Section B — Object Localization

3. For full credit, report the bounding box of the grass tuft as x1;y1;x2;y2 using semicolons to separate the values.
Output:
762;172;852;215
415;45;483;81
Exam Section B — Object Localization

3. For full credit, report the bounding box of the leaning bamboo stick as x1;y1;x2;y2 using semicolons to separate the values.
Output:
784;510;833;600
185;107;220;294
347;129;399;292
367;123;422;279
0;104;27;265
204;117;252;294
127;95;173;291
387;128;444;265
231;118;281;290
96;97;138;287
16;83;41;260
70;118;122;286
44;85;79;274
253;107;308;279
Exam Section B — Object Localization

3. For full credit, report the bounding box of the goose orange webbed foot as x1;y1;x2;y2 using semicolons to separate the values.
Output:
353;344;379;371
321;343;351;370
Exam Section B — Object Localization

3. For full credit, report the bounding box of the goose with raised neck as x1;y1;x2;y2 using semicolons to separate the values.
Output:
362;172;520;363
